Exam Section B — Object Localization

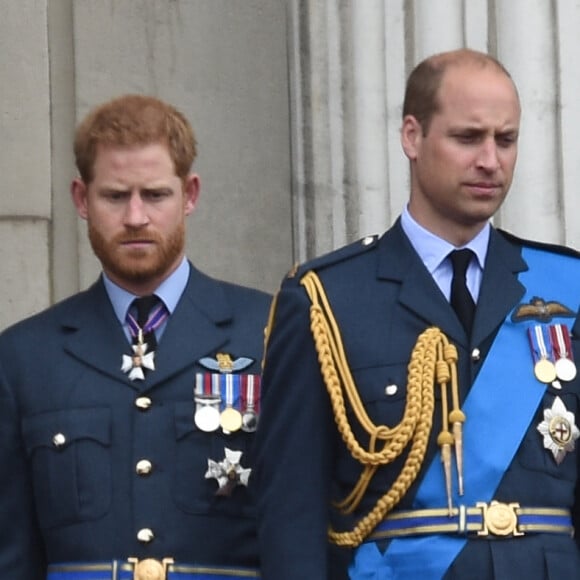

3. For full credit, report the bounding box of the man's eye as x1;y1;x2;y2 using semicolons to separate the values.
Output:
497;136;517;148
144;190;170;201
105;191;126;201
455;134;478;143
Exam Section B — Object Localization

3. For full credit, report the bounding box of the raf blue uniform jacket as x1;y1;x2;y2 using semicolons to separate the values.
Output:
0;263;271;579
254;220;580;579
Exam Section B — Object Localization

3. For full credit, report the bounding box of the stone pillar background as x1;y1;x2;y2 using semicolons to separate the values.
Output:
0;0;293;329
288;0;580;262
1;0;579;330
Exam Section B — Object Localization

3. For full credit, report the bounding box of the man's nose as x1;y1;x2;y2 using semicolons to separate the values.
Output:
123;192;149;227
476;139;500;171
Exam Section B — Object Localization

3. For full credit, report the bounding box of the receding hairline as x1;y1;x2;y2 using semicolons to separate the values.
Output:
402;48;519;134
427;48;513;77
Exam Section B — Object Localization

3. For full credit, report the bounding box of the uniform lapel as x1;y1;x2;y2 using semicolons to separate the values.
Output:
143;265;231;389
377;222;467;345
377;222;528;348
61;268;233;392
62;279;134;385
471;229;527;345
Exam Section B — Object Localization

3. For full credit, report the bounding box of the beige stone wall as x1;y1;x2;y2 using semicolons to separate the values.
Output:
3;0;580;331
0;0;293;330
1;0;52;329
288;0;580;261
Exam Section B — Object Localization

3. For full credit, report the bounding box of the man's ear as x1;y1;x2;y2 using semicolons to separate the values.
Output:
400;115;422;161
183;173;201;216
71;178;89;220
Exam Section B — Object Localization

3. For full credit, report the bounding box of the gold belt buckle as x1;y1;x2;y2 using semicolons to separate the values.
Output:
128;557;174;580
476;501;524;537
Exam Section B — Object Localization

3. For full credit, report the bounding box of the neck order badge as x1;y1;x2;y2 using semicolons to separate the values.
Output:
122;295;168;380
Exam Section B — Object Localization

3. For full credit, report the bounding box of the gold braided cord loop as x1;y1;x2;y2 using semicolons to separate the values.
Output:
300;270;460;547
301;272;423;464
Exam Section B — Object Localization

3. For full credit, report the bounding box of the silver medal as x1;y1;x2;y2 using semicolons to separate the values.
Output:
195;404;221;432
555;357;577;382
242;409;259;432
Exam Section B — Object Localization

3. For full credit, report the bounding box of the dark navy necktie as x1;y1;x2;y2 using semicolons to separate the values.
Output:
449;249;475;335
130;295;166;351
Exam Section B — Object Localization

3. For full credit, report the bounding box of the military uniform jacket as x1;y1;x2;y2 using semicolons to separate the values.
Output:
254;221;580;579
0;264;271;579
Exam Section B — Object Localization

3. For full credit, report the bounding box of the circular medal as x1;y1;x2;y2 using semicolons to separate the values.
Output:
194;405;220;432
549;415;573;446
242;409;258;432
555;357;577;382
534;358;557;384
220;407;243;432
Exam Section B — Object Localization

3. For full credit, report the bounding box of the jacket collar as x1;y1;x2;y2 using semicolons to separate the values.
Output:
61;265;233;391
376;220;527;346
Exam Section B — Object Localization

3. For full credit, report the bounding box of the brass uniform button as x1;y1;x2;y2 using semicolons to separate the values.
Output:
136;459;153;475
135;396;152;410
137;528;155;543
52;433;66;448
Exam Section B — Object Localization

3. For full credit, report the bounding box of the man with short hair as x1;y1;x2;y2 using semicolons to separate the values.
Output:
254;49;580;578
0;94;270;579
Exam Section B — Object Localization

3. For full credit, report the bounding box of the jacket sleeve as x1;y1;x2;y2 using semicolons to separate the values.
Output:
0;358;46;578
572;314;580;549
252;279;348;579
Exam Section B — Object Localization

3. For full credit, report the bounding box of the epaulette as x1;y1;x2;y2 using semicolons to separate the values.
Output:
498;228;580;259
285;234;380;281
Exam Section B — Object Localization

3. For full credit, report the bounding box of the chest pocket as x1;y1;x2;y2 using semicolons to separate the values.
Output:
22;407;112;529
349;363;409;425
334;362;409;479
173;401;254;518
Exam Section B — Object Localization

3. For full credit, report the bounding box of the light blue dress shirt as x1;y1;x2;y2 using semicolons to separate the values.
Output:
102;256;190;343
400;205;489;303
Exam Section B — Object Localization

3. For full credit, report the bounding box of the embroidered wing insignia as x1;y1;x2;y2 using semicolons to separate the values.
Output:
512;296;574;323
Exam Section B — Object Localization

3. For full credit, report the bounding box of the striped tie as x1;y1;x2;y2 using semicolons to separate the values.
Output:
127;295;168;351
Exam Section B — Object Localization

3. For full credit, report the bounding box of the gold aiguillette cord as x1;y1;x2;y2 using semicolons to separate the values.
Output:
436;341;466;514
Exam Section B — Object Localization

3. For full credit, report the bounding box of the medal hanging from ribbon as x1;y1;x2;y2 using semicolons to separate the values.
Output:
549;323;577;382
194;372;222;432
193;371;261;433
121;300;169;381
220;374;243;433
193;352;260;434
241;374;261;432
528;324;558;385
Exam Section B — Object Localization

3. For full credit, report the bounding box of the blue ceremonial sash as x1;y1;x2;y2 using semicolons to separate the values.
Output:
350;246;580;579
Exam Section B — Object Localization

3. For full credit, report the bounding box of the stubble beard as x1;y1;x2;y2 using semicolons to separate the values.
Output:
88;222;186;286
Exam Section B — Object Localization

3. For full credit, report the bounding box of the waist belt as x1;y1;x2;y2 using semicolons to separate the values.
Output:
367;502;573;541
47;559;259;580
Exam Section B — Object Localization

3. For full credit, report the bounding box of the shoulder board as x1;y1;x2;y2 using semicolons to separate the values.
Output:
498;228;580;259
285;234;380;281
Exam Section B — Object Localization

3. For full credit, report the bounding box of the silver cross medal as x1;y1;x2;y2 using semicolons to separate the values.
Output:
121;329;155;381
205;447;251;496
